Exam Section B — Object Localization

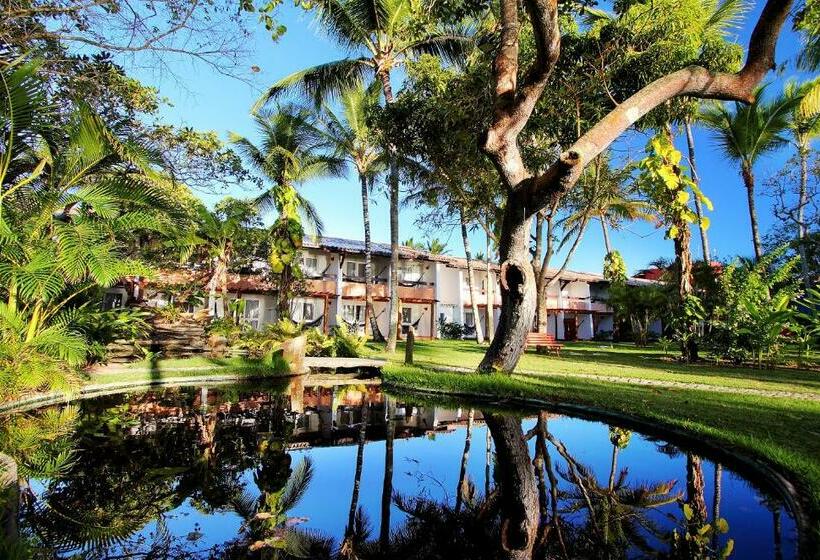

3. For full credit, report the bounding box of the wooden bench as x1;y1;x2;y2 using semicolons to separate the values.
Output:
525;332;563;357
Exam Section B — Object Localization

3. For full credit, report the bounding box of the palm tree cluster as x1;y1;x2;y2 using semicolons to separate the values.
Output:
0;58;179;398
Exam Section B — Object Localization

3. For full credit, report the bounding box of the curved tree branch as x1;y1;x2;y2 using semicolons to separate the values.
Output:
526;0;794;214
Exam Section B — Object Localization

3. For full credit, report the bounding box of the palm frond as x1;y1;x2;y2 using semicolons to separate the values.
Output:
254;58;372;111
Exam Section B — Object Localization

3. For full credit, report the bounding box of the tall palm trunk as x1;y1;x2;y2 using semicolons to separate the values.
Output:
798;144;812;289
711;463;722;552
685;453;708;551
601;218;612;255
485;427;492;497
674;219;698;361
361;173;384;341
379;70;401;353
0;453;18;543
461;207;485;343
342;400;369;557
380;396;395;550
685;119;711;261
455;408;475;512
486;232;494;342
741;163;763;261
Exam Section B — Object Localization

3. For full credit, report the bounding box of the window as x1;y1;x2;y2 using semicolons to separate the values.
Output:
342;304;364;324
401;263;422;283
345;261;366;279
301;256;318;276
302;302;315;321
243;299;261;330
401;307;412;325
464;310;475;327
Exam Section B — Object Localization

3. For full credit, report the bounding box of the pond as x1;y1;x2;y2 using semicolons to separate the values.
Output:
0;375;798;559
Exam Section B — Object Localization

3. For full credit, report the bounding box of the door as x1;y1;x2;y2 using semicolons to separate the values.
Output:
563;316;577;341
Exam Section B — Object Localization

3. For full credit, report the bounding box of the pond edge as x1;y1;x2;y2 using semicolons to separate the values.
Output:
383;378;816;560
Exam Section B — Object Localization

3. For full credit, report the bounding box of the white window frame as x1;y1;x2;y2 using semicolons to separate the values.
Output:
301;255;319;277
345;260;366;279
242;298;261;330
342;303;364;324
302;301;315;321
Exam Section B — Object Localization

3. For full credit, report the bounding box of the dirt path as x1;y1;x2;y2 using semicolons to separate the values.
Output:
428;364;820;402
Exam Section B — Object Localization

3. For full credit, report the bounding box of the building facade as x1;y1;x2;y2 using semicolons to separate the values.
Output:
106;236;662;341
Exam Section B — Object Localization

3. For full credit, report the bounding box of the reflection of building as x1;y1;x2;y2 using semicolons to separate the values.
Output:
108;381;504;452
105;236;662;341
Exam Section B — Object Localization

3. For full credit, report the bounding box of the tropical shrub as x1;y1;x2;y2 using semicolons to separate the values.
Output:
305;328;334;357
331;320;367;358
708;248;801;365
439;320;467;340
607;284;668;346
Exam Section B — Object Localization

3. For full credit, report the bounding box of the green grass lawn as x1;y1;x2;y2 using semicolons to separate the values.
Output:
368;339;820;395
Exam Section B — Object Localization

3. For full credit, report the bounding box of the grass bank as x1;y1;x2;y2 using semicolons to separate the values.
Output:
370;339;820;395
86;355;289;386
382;362;820;553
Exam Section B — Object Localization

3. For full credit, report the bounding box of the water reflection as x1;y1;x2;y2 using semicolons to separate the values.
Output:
0;376;798;559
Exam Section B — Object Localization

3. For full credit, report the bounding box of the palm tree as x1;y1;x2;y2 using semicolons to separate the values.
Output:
255;0;471;352
178;200;259;317
781;77;820;288
563;155;648;257
700;89;796;261
425;238;447;254
460;209;485;343
319;84;386;340
232;106;345;317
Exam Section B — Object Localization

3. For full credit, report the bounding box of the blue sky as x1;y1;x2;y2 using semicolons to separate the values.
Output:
130;2;813;275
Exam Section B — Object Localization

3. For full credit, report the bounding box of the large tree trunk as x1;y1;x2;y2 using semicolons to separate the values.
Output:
361;173;384;341
484;412;540;560
455;408;475;513
741;164;763;261
379;70;401;353
479;193;537;373
798;145;812;289
461;208;485;344
685;119;711;261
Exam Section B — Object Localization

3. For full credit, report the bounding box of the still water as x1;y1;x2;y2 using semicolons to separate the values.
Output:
0;375;798;559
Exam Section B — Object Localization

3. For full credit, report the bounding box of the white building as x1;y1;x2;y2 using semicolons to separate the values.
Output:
107;236;663;341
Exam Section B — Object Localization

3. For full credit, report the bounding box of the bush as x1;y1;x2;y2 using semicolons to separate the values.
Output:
305;328;334;357
332;320;367;358
593;330;613;342
439;320;467;340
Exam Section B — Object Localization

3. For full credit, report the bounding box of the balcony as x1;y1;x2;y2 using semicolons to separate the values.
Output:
304;278;337;295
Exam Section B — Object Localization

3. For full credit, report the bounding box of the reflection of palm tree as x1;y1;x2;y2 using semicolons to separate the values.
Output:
554;428;679;557
341;399;370;558
232;456;321;558
455;409;475;513
380;397;395;550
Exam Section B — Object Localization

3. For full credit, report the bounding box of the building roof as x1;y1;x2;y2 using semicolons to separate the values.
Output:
303;236;661;286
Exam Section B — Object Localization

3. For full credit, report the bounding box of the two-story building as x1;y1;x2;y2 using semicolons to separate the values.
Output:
107;235;662;341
